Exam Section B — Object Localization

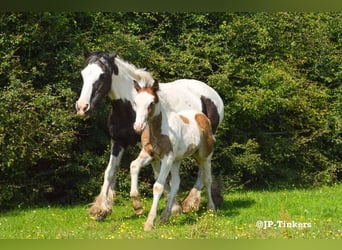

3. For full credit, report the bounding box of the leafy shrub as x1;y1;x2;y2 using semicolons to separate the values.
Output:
0;13;341;209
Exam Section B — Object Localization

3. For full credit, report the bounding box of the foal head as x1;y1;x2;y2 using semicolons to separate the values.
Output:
133;79;159;134
75;49;119;115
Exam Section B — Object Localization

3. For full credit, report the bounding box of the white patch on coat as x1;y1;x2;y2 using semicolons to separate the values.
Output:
133;91;156;132
79;63;104;104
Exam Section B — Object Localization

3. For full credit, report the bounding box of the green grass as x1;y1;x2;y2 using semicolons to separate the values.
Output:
0;184;341;239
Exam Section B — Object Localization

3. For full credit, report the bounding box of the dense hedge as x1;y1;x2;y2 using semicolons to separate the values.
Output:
0;13;341;209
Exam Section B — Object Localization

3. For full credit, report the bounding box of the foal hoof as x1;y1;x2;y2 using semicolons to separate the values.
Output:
144;222;154;231
171;204;183;216
131;197;144;215
160;209;171;224
134;206;144;215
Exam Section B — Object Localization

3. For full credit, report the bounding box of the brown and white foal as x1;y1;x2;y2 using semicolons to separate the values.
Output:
131;79;215;231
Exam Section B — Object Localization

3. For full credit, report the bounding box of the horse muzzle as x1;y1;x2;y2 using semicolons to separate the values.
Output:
133;122;146;134
75;100;91;115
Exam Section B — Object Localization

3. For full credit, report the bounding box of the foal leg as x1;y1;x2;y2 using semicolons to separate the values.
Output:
153;161;182;216
144;155;173;231
130;149;153;214
182;168;203;213
160;161;181;224
89;141;124;221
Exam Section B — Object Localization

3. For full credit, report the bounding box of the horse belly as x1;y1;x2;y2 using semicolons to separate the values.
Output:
171;113;201;160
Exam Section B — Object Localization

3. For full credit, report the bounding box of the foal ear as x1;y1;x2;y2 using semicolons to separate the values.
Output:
133;80;141;92
152;80;159;92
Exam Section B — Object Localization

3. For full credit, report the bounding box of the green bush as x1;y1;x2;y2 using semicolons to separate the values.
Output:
0;12;341;209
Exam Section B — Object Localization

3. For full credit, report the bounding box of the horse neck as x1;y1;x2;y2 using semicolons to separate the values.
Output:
110;58;137;102
148;98;173;136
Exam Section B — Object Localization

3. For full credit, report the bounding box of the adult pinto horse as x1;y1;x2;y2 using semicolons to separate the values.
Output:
75;49;224;221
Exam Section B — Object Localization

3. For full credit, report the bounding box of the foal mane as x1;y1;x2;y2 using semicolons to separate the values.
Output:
134;69;155;87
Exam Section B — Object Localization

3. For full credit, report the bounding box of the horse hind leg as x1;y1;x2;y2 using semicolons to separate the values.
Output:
153;161;182;216
202;159;215;211
182;168;203;213
88;141;123;221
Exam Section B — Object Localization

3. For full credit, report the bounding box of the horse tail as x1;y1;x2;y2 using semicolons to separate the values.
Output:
200;96;223;134
211;174;224;208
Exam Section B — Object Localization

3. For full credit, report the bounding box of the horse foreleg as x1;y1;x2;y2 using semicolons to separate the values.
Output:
160;161;181;224
144;155;173;231
182;168;203;213
152;161;182;216
130;149;153;215
89;141;124;221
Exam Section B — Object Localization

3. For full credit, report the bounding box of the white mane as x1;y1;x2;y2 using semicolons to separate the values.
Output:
115;57;154;87
134;69;155;87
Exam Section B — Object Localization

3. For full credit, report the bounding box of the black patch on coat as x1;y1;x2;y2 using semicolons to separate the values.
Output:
200;96;220;134
108;99;140;149
111;142;123;157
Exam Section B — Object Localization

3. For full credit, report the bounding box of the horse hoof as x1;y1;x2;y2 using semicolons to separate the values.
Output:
182;189;201;213
134;207;144;215
131;197;144;215
171;204;182;216
88;205;112;221
144;222;153;231
182;200;200;213
160;216;169;225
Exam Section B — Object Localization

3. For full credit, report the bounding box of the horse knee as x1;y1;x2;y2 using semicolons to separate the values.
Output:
130;161;140;175
153;182;164;195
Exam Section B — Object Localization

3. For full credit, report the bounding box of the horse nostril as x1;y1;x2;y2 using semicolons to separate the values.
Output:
75;101;90;115
84;103;90;112
75;102;80;111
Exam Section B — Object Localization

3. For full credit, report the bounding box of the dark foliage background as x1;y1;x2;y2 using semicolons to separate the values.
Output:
0;13;341;209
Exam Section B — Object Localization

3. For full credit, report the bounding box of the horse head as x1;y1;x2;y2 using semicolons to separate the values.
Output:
133;79;159;133
75;49;119;115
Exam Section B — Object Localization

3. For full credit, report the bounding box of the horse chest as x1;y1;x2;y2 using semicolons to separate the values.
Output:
108;99;140;148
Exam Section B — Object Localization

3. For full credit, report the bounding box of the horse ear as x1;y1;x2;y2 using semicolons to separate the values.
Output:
109;49;118;59
133;80;141;92
152;80;159;92
109;50;119;75
83;47;90;59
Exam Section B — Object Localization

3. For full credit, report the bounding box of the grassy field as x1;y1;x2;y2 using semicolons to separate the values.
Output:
0;184;341;239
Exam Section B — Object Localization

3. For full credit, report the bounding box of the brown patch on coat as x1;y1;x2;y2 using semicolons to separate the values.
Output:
179;115;190;124
135;80;159;103
194;113;214;157
141;113;173;158
141;127;154;156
